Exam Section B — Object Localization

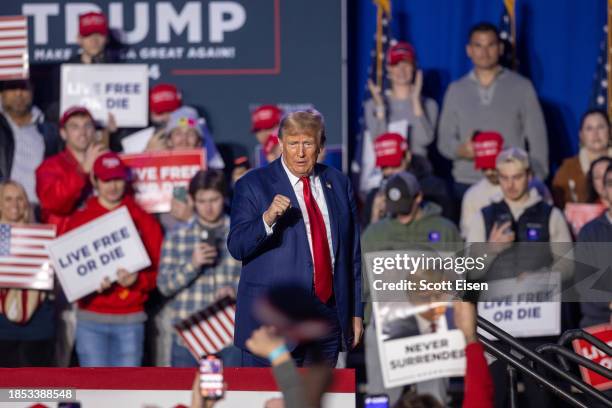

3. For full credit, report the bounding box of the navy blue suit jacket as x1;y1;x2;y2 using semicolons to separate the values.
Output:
227;158;363;350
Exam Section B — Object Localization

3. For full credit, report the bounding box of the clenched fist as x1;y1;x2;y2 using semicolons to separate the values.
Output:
263;194;291;227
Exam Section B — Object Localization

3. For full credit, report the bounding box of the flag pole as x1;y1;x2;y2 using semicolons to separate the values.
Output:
375;4;383;89
373;0;391;89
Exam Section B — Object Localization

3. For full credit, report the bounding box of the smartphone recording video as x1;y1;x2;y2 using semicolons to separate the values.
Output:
200;355;224;399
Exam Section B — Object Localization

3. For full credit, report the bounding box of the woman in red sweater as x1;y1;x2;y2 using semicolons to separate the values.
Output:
67;152;162;367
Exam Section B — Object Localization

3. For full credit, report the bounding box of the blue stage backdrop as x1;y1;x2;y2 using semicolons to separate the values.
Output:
2;0;347;168
350;0;607;176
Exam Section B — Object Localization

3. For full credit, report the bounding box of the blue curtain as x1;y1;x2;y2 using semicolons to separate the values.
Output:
348;0;607;175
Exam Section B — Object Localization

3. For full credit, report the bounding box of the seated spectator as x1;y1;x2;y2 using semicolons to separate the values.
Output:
552;109;611;208
251;105;283;145
576;162;612;328
361;172;461;405
586;156;612;205
158;170;241;367
0;80;60;209
0;180;55;367
461;134;552;238
361;41;438;194
460;131;505;237
465;147;571;407
363;133;451;226
36;106;104;235
437;22;547;204
67;152;162;367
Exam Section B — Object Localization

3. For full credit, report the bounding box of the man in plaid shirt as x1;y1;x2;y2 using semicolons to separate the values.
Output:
158;170;241;367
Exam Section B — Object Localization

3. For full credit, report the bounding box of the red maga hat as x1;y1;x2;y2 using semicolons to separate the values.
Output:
387;41;416;65
149;83;182;115
79;11;108;37
251;105;282;132
93;152;129;181
374;132;409;168
59;106;94;128
473;131;504;170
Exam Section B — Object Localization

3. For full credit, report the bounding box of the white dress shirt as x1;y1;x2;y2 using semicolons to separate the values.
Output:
263;157;335;268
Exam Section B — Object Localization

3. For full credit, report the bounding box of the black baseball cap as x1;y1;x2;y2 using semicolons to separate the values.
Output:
385;171;422;215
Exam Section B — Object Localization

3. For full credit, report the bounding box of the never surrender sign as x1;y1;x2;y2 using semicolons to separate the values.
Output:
373;302;466;388
61;64;149;127
121;149;206;213
48;206;151;302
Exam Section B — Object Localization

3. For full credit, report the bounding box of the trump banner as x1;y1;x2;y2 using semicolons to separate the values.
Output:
572;324;612;391
121;149;206;213
2;0;347;169
47;206;151;302
60;64;149;127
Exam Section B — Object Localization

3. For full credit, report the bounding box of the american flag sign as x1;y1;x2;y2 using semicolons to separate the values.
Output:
174;296;236;360
0;223;56;290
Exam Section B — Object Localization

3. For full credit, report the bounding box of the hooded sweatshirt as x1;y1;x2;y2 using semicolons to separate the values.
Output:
66;195;163;320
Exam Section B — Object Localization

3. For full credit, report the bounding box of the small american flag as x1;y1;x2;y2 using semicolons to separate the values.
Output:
0;223;56;290
174;296;236;359
499;0;517;70
0;16;28;81
352;0;393;190
590;24;608;110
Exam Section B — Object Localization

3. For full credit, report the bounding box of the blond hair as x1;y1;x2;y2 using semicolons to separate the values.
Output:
496;147;530;172
0;180;32;224
278;109;326;145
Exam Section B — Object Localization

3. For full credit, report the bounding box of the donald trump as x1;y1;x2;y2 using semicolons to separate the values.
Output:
228;109;363;367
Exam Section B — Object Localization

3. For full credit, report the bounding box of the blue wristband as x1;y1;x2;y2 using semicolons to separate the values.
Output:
267;344;288;362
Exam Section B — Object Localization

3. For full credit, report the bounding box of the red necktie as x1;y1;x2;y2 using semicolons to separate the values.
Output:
301;176;333;303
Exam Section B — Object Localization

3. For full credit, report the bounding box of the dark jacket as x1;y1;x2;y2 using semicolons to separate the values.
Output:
576;213;612;327
228;158;363;350
0;111;60;181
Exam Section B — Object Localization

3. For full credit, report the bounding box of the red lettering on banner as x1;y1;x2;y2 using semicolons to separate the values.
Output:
573;324;612;390
120;150;206;213
159;165;201;180
133;167;158;181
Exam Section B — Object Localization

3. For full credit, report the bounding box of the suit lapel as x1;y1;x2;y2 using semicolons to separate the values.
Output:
318;166;340;261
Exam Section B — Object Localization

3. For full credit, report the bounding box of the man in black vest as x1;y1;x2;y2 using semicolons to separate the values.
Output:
466;147;570;252
466;147;572;408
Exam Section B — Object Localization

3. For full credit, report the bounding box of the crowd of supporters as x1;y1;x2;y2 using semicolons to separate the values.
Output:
0;12;610;408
